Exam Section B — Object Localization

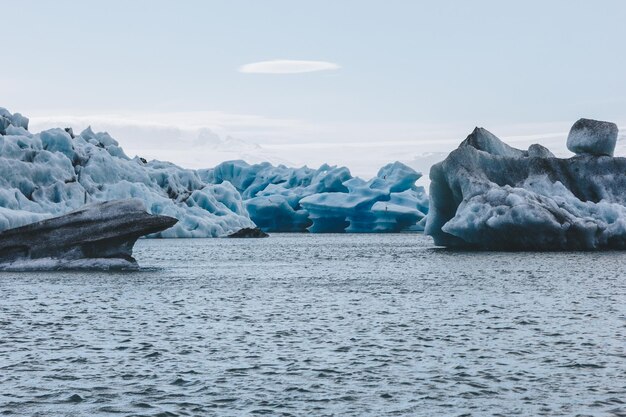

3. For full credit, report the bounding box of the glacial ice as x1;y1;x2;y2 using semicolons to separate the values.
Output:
426;121;626;250
566;118;618;157
0;107;255;237
205;160;429;233
1;106;429;236
0;108;28;134
301;162;428;233
202;161;352;232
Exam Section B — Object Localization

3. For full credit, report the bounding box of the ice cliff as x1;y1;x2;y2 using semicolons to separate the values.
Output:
426;118;626;250
0;107;254;237
203;160;428;233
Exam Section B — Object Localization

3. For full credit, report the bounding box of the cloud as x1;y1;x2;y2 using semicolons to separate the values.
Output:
238;59;340;74
27;109;595;178
28;110;307;140
27;111;298;169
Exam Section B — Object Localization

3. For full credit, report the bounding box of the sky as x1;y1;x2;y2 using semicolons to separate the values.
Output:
3;0;626;178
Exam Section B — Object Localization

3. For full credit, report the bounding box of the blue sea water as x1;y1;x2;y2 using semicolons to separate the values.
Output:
1;234;625;416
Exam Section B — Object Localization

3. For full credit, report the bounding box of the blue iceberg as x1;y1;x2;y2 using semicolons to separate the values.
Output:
206;160;428;233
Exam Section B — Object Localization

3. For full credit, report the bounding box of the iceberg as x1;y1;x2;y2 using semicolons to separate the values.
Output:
0;107;255;237
0;199;177;270
300;162;428;233
426;120;626;250
201;161;351;232
205;160;429;233
1;105;429;235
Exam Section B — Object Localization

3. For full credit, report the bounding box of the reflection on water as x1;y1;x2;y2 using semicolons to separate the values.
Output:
1;234;624;416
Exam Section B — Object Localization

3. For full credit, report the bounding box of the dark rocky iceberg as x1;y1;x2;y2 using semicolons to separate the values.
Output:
0;199;177;270
226;227;269;238
426;119;626;250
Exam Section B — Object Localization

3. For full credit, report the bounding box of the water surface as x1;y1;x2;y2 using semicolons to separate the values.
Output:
1;234;625;416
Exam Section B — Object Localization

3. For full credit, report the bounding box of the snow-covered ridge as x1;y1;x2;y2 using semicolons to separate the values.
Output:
0;107;254;237
426;119;626;250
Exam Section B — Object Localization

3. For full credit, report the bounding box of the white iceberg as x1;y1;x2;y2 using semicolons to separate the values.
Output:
0;107;255;237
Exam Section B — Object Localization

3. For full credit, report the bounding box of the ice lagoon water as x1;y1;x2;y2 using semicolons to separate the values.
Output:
1;234;624;416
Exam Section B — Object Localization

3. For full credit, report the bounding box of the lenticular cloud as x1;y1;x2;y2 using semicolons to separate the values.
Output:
239;60;340;74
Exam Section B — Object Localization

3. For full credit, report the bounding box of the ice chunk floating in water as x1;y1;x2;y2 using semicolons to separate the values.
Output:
426;119;626;250
0;106;255;237
204;160;429;233
0;199;177;270
300;162;428;233
201;160;352;232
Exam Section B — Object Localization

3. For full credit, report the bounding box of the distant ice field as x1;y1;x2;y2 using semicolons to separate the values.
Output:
1;234;624;416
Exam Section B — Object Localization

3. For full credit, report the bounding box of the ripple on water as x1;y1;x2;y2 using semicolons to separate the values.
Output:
0;234;624;416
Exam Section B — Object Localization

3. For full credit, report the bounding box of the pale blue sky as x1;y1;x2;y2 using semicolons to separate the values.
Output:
3;0;626;175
